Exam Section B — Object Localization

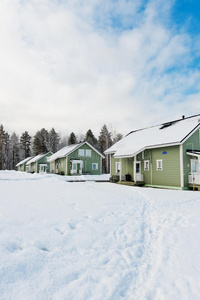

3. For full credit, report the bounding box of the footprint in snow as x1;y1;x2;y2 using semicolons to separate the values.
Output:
55;228;65;235
34;241;51;252
39;246;50;252
7;242;23;253
68;222;77;230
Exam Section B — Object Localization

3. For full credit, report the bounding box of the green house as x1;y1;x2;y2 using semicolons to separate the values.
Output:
105;114;200;190
26;152;52;173
16;157;33;172
48;142;104;175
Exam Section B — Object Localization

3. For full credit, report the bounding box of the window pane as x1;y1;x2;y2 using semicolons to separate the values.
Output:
86;150;91;157
144;160;149;171
191;160;197;172
78;149;84;156
136;163;140;173
116;162;120;174
156;160;162;170
92;163;98;170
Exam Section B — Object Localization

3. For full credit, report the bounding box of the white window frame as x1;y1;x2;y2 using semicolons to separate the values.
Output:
144;160;149;171
85;149;92;157
191;159;198;173
156;159;163;171
78;149;84;157
116;162;121;174
92;163;98;170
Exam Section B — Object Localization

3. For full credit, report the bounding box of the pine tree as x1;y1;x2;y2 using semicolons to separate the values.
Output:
49;128;60;153
4;132;10;169
85;129;98;147
10;132;20;170
113;132;123;144
20;131;31;159
68;132;77;145
40;128;49;153
32;129;49;155
98;125;113;173
0;125;5;170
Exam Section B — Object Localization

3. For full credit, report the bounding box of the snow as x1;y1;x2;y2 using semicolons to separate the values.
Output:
0;171;200;300
105;114;200;158
47;144;82;162
16;157;32;167
48;142;104;163
26;153;51;165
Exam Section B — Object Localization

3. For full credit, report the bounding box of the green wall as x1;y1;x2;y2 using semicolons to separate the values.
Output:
111;145;181;187
51;144;103;175
182;128;200;187
150;146;180;187
67;144;102;175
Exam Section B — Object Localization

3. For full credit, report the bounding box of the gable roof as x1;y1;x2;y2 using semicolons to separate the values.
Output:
16;157;33;167
48;141;104;163
105;114;200;158
26;152;52;165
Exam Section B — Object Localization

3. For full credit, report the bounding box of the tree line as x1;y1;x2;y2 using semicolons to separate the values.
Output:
0;124;123;173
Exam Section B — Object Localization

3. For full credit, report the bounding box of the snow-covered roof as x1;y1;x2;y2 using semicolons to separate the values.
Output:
105;114;200;158
48;142;104;163
26;153;52;165
16;157;32;167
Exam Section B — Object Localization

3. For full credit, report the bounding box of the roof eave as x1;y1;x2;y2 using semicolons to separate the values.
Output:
113;142;182;159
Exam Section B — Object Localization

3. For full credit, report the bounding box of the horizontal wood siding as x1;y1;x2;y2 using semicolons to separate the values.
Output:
110;154;119;176
182;129;200;187
138;149;152;184
151;146;180;187
121;158;134;179
68;144;102;175
111;146;181;187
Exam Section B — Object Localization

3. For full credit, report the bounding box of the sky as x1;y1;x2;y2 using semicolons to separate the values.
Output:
1;0;200;138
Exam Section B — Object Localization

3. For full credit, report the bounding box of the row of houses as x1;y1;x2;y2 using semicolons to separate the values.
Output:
105;114;200;190
17;114;200;190
16;142;104;175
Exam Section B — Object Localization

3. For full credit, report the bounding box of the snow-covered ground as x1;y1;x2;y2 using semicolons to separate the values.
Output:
0;171;200;300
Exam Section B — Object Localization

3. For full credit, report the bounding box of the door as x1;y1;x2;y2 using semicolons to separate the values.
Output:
72;163;77;174
134;161;143;182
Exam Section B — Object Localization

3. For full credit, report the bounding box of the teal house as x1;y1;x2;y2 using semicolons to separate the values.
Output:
105;114;200;190
48;142;104;175
16;157;32;172
26;152;52;173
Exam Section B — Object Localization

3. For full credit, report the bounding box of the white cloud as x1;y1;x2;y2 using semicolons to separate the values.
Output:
0;0;200;138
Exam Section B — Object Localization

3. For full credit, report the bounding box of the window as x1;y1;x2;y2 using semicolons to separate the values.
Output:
136;162;141;173
144;160;149;171
156;160;163;170
78;149;84;157
191;159;198;173
92;163;98;170
86;150;91;157
116;162;121;174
